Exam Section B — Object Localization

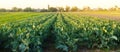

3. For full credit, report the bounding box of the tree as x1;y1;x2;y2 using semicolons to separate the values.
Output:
0;8;6;12
48;7;58;12
58;7;65;12
114;5;119;11
97;7;104;11
71;6;79;12
83;6;91;11
40;9;48;12
17;8;22;12
24;7;34;12
11;7;18;12
11;7;23;12
65;6;70;12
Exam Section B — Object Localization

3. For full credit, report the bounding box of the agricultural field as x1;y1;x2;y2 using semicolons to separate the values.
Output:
79;11;120;21
0;12;120;52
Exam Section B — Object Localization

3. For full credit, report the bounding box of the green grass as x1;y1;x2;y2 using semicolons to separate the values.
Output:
0;12;49;25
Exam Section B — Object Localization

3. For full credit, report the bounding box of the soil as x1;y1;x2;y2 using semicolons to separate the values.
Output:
81;14;120;21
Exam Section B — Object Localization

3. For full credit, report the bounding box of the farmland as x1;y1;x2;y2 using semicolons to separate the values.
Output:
0;12;120;52
79;11;120;21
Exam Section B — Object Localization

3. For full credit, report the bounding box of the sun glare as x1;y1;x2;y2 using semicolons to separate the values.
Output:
0;0;120;9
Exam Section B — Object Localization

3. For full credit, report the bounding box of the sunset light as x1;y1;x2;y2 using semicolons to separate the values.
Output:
0;0;120;9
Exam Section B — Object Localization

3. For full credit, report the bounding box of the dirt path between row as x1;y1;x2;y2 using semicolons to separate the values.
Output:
81;14;120;21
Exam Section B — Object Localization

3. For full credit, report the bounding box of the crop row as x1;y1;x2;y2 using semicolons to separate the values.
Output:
53;13;120;52
0;12;120;52
0;13;57;52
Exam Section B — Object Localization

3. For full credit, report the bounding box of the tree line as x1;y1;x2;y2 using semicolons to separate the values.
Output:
0;5;120;12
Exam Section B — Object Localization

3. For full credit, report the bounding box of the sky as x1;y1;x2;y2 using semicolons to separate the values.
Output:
0;0;120;9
